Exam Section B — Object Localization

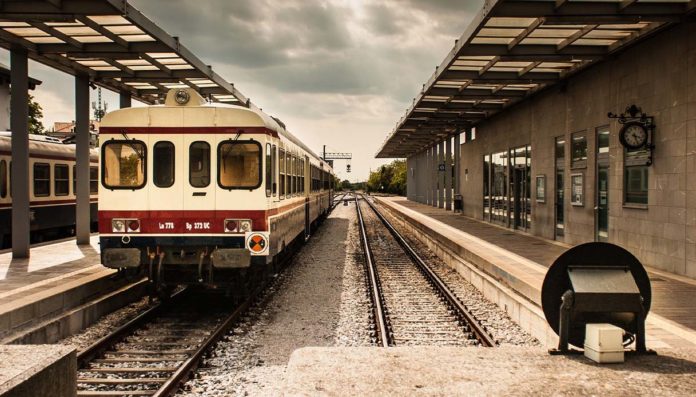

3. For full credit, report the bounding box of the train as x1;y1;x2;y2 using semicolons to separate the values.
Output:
98;88;335;295
0;132;99;248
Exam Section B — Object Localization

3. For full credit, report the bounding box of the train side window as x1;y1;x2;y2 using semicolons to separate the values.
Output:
33;163;50;197
279;149;285;199
90;166;98;193
285;152;291;197
189;141;210;188
272;145;277;196
54;164;69;196
153;141;175;188
0;160;6;198
102;141;147;189
291;155;296;196
265;143;272;197
218;141;261;189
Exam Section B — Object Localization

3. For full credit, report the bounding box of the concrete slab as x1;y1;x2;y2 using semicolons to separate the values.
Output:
285;346;696;396
0;345;75;397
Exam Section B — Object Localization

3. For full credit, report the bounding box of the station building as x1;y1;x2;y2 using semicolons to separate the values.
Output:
378;0;696;279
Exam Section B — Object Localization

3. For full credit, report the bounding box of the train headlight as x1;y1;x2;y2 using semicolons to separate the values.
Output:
112;219;126;233
225;219;238;233
239;219;252;233
127;219;140;233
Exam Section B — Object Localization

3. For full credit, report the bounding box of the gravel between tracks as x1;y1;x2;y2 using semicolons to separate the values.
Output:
179;200;370;396
374;199;539;347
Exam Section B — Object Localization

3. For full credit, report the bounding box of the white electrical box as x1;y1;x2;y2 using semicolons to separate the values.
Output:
584;323;625;363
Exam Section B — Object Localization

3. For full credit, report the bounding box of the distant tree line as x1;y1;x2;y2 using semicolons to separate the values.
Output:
366;159;406;196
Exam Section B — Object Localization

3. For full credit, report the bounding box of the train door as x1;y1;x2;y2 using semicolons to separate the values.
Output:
150;136;183;226
304;155;310;239
183;136;216;229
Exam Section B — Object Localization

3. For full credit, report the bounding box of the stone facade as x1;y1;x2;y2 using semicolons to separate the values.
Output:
410;20;696;279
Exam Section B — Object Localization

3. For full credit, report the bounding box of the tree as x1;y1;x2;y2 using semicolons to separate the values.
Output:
366;160;407;196
28;94;45;135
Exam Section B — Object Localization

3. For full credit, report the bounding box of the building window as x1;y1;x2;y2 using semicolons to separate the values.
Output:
218;141;261;189
571;131;587;168
0;159;6;198
624;165;648;204
189;141;210;188
153;141;175;188
54;164;69;196
597;127;610;154
102;141;147;189
33;163;50;197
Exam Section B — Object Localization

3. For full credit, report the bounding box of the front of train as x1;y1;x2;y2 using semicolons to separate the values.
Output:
98;88;274;292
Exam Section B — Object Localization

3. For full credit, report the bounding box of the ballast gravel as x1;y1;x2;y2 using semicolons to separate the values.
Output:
179;199;370;396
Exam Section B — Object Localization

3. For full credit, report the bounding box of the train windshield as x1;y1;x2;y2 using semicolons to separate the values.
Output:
218;141;261;189
102;141;146;189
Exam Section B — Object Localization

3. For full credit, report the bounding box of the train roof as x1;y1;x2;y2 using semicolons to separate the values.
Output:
0;133;98;161
101;88;332;171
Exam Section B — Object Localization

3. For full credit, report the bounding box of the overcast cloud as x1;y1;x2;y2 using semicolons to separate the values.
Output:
1;0;482;181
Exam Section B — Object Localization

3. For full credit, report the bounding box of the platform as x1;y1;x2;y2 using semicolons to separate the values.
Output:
0;345;75;397
0;236;144;343
284;346;696;395
375;197;696;349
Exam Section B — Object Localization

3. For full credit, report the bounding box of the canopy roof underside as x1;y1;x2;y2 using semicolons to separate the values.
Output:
377;0;696;158
0;0;250;106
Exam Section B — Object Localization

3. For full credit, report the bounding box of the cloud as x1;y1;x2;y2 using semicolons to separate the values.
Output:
5;0;484;181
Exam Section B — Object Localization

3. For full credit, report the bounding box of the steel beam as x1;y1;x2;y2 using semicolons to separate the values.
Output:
10;47;30;258
120;91;132;108
438;141;445;209
75;74;90;245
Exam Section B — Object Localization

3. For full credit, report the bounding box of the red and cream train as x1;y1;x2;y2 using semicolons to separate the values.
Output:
99;88;334;291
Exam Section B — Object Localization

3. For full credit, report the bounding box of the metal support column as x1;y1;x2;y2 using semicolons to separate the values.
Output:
75;74;91;245
454;132;461;196
425;147;431;205
10;47;30;258
119;91;132;108
430;145;437;207
445;136;452;211
438;140;445;209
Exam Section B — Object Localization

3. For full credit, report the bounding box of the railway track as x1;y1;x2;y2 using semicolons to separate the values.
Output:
356;194;496;347
75;288;259;397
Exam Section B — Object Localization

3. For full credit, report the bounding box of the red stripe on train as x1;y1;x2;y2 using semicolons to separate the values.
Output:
98;210;269;234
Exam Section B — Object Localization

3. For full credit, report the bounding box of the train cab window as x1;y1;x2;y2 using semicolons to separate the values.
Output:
103;141;147;189
265;143;272;197
218;141;261;189
0;160;6;198
90;166;99;193
189;141;210;188
54;164;69;196
279;149;286;198
33;163;50;197
153;141;175;188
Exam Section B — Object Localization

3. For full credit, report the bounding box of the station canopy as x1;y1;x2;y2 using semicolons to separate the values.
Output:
0;0;250;105
377;0;696;158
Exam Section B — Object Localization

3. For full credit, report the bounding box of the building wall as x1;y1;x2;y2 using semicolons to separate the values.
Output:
458;20;696;278
407;149;429;203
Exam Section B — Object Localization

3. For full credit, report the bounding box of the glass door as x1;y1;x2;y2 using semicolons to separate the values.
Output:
595;127;610;241
510;146;531;231
554;138;565;239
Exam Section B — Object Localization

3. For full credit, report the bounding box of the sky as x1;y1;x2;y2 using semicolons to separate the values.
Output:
0;0;483;182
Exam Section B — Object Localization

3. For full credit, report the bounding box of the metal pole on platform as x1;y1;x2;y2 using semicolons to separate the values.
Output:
425;147;431;205
75;74;90;245
10;47;30;258
431;144;437;207
454;131;461;196
119;91;132;108
445;136;452;211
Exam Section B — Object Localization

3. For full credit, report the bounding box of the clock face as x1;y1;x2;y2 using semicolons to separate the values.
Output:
621;123;648;149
